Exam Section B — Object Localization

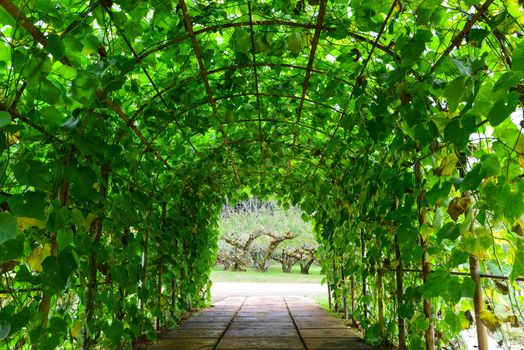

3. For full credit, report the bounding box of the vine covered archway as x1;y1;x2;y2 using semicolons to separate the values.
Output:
0;0;523;348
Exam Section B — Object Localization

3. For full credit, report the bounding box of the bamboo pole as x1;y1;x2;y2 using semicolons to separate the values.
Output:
328;283;332;310
393;194;406;349
156;257;163;331
415;161;435;350
35;153;70;343
83;162;111;350
333;257;339;313
156;201;167;331
377;267;385;339
140;199;152;312
395;235;406;349
350;275;356;326
455;152;489;349
361;230;368;319
171;278;177;315
341;256;347;320
470;254;489;349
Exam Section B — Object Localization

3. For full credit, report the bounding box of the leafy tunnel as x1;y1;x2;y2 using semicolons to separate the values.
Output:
0;0;523;348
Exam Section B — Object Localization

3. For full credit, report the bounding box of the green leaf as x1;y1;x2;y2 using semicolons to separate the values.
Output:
230;29;250;55
104;320;124;347
461;163;482;190
7;191;47;220
0;213;17;246
57;229;73;251
425;181;452;206
445;76;466;113
0;236;23;264
488;91;520;127
461;229;492;259
40;250;77;296
422;270;449;298
444;114;476;149
480;154;500;177
41;257;65;296
436;222;460;242
400;30;432;66
46;34;65;60
0;111;11;128
512;40;524;72
13;160;53;191
0;320;10;340
29;79;61;105
287;32;306;54
510;246;524;281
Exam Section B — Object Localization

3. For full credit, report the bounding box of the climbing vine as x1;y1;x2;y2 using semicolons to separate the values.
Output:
0;0;523;349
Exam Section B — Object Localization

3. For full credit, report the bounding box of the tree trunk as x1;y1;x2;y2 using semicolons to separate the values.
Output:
300;258;315;274
282;262;293;273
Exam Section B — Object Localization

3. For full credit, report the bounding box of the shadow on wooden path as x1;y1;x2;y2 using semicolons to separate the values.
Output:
150;296;375;350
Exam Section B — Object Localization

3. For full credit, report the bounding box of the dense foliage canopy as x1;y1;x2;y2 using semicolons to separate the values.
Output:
0;0;523;348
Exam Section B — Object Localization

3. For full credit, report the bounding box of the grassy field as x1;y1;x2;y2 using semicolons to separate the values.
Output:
210;264;323;284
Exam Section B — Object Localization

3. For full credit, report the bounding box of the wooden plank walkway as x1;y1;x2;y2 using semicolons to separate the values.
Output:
150;296;374;350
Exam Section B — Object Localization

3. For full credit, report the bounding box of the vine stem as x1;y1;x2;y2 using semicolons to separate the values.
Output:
426;0;495;77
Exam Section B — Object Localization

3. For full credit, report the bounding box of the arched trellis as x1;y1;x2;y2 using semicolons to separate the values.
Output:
0;1;523;350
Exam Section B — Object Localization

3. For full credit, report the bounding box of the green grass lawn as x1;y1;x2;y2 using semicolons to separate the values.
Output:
210;264;324;284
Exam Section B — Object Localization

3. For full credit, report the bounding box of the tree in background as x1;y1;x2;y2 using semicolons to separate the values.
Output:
218;198;317;272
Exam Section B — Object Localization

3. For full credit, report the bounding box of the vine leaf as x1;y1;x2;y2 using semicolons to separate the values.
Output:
0;111;11;128
27;244;52;272
488;91;520;127
0;320;10;340
511;40;524;71
46;34;65;61
434;153;458;176
479;310;503;332
0;213;17;246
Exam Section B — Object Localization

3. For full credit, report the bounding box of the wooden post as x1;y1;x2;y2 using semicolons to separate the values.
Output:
377;267;385;339
341;256;347;320
470;254;489;349
83;162;111;350
455;152;489;350
328;283;332;310
140;198;152;312
416;161;435;350
35;151;71;344
361;230;368;319
156;201;167;330
350;274;356;326
393;194;406;349
395;235;406;349
333;257;339;313
171;278;177;314
156;257;163;331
